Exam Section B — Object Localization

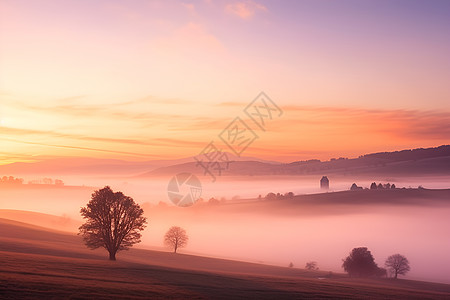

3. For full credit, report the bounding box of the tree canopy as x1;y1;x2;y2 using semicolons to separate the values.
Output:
342;247;379;277
79;186;147;260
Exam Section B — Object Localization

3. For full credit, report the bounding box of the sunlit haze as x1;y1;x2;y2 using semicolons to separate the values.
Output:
1;0;450;163
1;1;450;298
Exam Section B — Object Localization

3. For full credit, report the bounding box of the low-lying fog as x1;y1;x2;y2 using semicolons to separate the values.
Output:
1;175;449;284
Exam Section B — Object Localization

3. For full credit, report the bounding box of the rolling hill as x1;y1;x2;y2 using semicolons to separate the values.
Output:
1;218;450;299
140;145;450;177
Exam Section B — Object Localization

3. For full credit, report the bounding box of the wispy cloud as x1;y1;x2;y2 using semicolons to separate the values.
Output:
1;137;153;158
181;2;196;14
225;1;267;20
2;96;449;162
0;125;211;149
3;97;195;122
152;21;225;57
218;101;242;107
279;105;450;140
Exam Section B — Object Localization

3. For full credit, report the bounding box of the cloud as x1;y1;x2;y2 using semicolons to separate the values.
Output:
218;101;242;107
181;2;195;14
1;137;152;158
171;22;224;52
2;96;194;122
0;126;149;145
278;105;450;140
225;1;267;20
153;138;207;148
0;125;212;148
2;94;448;162
215;102;450;142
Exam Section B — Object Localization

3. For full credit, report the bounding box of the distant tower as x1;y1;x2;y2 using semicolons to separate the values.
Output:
320;176;329;190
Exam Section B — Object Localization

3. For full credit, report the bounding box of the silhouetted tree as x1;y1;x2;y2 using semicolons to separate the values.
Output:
164;226;188;253
208;197;220;205
377;183;384;189
370;182;377;189
285;192;294;198
391;184;396;189
342;247;378;277
43;178;53;185
350;183;363;190
289;262;294;268
265;192;277;200
79;186;147;260
305;261;318;271
385;254;410;279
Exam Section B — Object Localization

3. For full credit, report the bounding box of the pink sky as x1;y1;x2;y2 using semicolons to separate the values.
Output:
1;0;449;163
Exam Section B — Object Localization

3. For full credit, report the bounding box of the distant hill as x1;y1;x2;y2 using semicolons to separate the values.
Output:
0;153;277;177
1;145;448;178
140;145;450;177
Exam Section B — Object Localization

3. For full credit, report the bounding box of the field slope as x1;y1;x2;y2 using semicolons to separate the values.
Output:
1;218;450;299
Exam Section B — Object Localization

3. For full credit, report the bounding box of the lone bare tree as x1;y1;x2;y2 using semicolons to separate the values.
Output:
164;226;188;253
385;254;410;279
79;186;147;260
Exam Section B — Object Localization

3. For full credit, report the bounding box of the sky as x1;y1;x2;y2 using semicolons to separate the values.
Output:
1;0;450;164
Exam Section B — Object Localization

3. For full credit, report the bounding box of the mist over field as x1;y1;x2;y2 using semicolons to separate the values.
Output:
2;171;450;284
2;0;450;298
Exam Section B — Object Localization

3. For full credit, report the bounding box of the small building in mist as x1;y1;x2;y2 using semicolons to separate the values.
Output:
320;176;329;190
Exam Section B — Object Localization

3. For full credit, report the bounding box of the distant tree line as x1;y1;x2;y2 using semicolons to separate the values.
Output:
265;192;294;200
350;182;397;190
28;178;64;186
0;176;64;186
370;182;396;189
0;176;24;185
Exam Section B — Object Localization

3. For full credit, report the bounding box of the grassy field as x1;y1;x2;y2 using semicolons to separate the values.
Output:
1;218;450;299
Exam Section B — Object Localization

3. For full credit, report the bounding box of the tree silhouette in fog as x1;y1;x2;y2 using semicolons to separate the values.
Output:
385;254;410;279
342;247;379;277
79;186;147;260
164;226;188;253
305;261;318;270
376;267;387;277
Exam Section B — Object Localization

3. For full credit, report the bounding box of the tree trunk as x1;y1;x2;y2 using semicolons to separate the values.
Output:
174;240;178;253
394;270;398;279
109;251;116;260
